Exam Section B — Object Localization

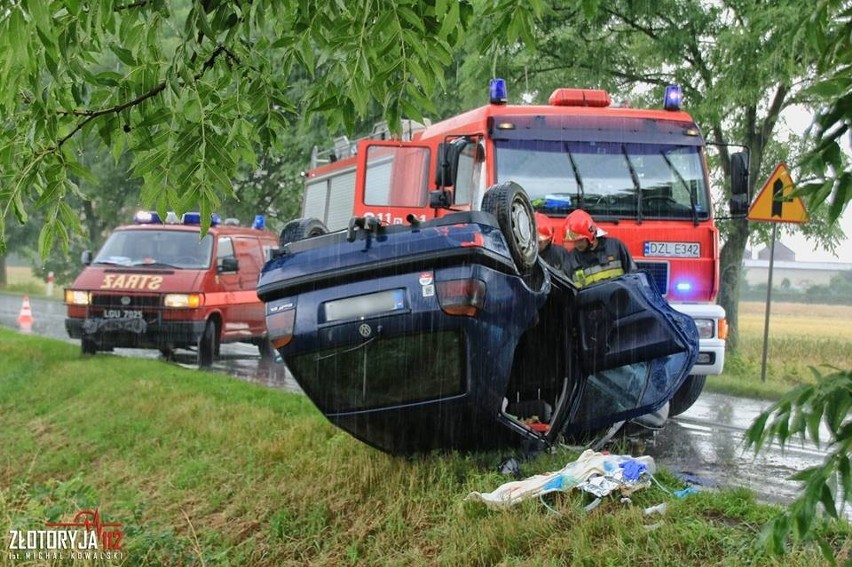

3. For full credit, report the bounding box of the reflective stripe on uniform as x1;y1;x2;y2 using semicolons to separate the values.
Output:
572;261;625;289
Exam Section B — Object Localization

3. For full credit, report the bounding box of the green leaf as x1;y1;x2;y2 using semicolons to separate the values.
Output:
109;42;138;66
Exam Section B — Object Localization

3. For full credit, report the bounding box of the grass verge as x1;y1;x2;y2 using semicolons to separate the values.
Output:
1;328;849;566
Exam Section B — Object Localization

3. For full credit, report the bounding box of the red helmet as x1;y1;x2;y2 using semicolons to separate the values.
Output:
535;213;554;244
564;209;605;245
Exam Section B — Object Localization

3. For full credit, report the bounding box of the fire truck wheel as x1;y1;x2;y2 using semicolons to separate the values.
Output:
669;374;706;417
197;320;218;368
480;181;538;273
81;337;97;355
279;218;329;247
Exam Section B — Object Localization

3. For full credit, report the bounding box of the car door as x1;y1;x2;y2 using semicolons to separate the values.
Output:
544;270;699;438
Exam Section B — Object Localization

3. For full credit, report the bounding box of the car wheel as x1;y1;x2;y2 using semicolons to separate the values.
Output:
480;181;538;273
81;337;97;356
669;374;706;417
279;218;329;247
197;320;218;368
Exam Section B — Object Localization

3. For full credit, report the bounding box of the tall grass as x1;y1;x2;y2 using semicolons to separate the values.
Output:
1;329;848;566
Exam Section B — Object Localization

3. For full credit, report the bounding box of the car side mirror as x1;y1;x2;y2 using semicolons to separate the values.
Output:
81;250;92;266
218;256;239;273
730;151;750;217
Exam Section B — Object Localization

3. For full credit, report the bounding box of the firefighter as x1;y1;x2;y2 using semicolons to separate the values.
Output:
563;209;636;288
535;214;570;273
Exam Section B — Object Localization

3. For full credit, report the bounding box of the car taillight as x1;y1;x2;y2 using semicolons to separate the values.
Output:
436;279;486;317
266;307;296;349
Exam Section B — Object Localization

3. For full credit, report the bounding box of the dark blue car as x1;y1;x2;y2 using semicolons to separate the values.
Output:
258;193;697;455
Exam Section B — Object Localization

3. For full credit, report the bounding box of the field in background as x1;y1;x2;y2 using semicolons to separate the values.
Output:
709;301;851;398
3;265;63;300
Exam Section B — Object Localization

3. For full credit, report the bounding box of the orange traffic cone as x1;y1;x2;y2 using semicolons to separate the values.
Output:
17;295;34;332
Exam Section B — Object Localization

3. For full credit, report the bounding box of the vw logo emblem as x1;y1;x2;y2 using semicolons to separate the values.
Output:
120;296;131;306
358;324;372;338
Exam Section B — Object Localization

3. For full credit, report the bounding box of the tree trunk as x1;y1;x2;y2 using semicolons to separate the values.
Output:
718;217;749;352
0;255;6;287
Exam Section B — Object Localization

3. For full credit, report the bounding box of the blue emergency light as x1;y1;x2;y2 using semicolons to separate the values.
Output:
489;78;508;105
253;215;266;230
181;212;221;226
675;281;692;292
133;211;162;224
133;210;221;226
663;85;682;111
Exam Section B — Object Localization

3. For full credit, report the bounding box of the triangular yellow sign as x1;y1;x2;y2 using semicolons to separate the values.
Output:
747;162;808;223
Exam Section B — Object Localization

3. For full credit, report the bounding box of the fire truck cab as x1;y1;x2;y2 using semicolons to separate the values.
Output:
294;80;749;416
65;211;279;367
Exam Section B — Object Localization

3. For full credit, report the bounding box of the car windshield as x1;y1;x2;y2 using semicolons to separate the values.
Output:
93;229;213;269
494;139;710;220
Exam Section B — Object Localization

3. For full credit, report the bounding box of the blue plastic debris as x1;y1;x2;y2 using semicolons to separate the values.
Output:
619;459;647;482
673;486;700;499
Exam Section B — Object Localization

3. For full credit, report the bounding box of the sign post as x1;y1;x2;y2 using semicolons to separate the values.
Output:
746;163;808;382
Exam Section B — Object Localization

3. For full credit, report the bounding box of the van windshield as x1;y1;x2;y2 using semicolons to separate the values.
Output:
93;230;214;269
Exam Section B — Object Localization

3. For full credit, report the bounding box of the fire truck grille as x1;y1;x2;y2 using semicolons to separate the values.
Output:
90;294;161;310
636;262;669;295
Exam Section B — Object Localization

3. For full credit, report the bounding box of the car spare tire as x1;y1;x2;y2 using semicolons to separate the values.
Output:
279;217;329;247
480;181;538;273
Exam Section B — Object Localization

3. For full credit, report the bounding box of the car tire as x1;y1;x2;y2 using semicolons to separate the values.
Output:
480;181;538;273
279;217;329;247
669;374;706;417
197;320;218;368
81;337;97;355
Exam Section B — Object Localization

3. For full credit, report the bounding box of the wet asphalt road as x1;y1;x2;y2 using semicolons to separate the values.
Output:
0;292;836;509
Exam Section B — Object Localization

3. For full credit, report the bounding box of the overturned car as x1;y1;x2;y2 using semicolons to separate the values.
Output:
257;182;698;455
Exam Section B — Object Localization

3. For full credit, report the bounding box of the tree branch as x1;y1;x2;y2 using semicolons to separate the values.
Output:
53;44;228;150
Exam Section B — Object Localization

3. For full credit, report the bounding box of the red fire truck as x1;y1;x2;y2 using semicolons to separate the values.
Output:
289;79;749;417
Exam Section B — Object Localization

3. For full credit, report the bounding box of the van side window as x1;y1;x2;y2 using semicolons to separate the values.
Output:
217;237;236;271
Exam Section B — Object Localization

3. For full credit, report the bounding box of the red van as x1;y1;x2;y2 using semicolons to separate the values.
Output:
64;211;278;366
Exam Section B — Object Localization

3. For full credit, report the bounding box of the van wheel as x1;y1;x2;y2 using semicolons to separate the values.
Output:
480;181;538;273
197;320;218;368
279;218;328;247
669;374;706;417
81;338;97;355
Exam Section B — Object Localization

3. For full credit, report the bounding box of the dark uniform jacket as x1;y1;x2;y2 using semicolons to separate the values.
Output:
564;236;636;288
539;242;571;274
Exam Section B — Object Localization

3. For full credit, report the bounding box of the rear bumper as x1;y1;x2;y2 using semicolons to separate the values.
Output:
671;302;725;375
66;317;206;349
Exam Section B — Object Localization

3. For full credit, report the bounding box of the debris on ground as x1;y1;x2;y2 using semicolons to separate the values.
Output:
466;449;655;509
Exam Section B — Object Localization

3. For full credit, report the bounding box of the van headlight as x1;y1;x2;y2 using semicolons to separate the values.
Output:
694;318;714;339
65;290;91;305
164;293;203;308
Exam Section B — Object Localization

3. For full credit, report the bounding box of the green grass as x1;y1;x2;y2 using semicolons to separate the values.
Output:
1;329;849;566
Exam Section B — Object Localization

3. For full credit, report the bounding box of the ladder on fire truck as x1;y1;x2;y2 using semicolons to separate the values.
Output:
309;118;431;169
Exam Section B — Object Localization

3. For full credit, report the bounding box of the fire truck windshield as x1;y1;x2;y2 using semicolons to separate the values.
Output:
494;139;710;220
93;229;214;269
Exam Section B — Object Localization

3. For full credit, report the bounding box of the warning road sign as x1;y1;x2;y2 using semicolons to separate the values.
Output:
747;162;808;223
